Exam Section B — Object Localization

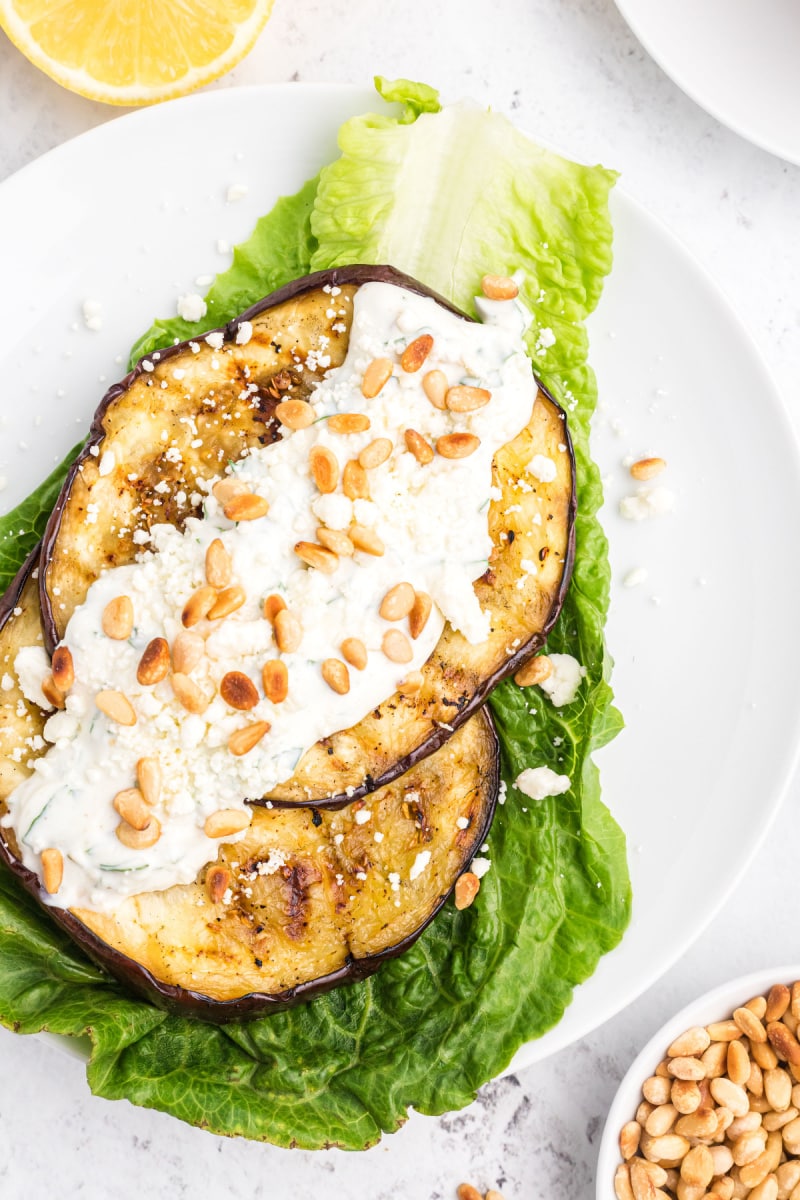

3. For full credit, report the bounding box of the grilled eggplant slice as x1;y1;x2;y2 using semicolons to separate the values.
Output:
0;555;498;1020
40;265;575;804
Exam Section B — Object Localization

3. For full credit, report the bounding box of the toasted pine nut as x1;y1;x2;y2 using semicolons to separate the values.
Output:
735;1007;768;1043
668;1057;706;1081
341;638;367;671
408;591;432;640
171;673;212;715
208;585;247;620
113;788;151;831
636;1101;654;1126
783;1115;800;1154
358;438;393;470
701;1040;728;1077
436;432;480;459
397;671;424;696
182;585;217;627
646;1104;678;1136
484;1193;504;1200
768;1021;800;1065
172;630;205;674
422;369;448;409
643;1076;672;1106
294;541;339;574
763;1105;797;1131
380;582;416;621
674;1109;717;1139
748;995;769;1019
206;865;231;904
274;609;303;653
274;399;314;430
316;527;355;557
707;1020;743;1042
51;646;74;693
727;1038;751;1086
749;1059;765;1096
514;654;553;687
481;274;519;300
361;357;393;398
204;809;252;839
404;428;434;464
669;1027;712;1058
710;1077;749;1116
342;459;370;500
136;757;162;807
205;538;233;588
630;457;667;481
742;1134;781;1186
671;1080;701;1114
747;1176;778;1200
709;1145;734;1176
220;671;259;711
321;658;350;695
792;982;800;1020
764;1066;792;1111
456;1187;483;1200
614;1164;635;1200
681;1144;714;1188
116;816;161;849
42;674;65;710
262;660;289;704
731;1128;767;1165
620;1122;642;1161
349;524;384;556
327;412;371;434
223;493;269;522
309;445;339;494
400;334;434;373
642;1133;690;1162
212;478;247;506
228;721;270;756
136;637;171;685
263;594;287;625
446;385;492;412
95;690;136;726
382;629;413;664
454;872;480;910
752;1038;779;1069
766;985;791;1023
41;848;63;895
102;595;134;640
776;1160;800;1194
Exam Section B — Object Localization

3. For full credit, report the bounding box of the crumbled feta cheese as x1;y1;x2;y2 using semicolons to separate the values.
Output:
623;567;648;588
456;816;470;830
226;183;249;203
619;487;675;521
205;330;225;351
471;857;492;879
1;673;14;690
515;766;571;801
235;321;253;346
539;652;586;707
98;450;115;477
354;809;371;825
177;293;208;323
82;299;103;332
409;850;431;882
527;454;557;483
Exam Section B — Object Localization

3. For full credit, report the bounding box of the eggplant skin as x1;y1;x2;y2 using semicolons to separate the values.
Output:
0;555;498;1022
39;265;576;805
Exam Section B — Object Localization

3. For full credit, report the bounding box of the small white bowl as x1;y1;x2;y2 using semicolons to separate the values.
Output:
596;964;800;1198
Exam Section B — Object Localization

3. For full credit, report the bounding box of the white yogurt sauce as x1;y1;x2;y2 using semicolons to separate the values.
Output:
4;281;537;912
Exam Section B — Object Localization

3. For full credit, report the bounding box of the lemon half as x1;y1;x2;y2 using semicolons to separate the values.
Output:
0;0;274;106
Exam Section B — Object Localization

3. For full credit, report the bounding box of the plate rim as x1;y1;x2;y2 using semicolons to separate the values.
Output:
612;0;800;166
1;81;799;1080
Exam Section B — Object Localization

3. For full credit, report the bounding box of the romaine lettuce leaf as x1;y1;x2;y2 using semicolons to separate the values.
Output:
0;78;630;1148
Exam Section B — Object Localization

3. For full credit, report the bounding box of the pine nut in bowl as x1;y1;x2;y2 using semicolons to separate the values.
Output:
597;965;800;1200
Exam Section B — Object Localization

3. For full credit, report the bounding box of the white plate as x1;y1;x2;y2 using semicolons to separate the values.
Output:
1;84;800;1077
614;0;800;164
596;964;800;1197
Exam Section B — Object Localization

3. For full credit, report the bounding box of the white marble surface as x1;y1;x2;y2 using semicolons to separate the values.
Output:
1;2;799;1198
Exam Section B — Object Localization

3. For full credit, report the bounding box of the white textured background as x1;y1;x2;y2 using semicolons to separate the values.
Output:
0;1;799;1197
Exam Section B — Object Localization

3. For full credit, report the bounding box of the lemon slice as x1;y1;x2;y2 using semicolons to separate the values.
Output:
0;0;274;106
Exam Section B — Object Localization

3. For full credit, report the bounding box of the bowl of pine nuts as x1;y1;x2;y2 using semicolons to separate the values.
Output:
597;966;800;1200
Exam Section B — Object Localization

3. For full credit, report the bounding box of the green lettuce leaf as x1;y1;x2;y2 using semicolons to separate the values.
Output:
0;78;629;1148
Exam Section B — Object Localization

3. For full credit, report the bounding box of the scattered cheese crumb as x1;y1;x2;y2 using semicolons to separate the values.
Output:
235;321;253;346
205;330;225;351
515;766;571;801
539;652;586;707
471;857;492;879
619;487;675;521
456;816;470;830
623;567;648;588
98;450;115;478
226;182;249;203
409;850;431;882
527;454;557;483
82;299;103;331
354;809;371;825
177;293;208;323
